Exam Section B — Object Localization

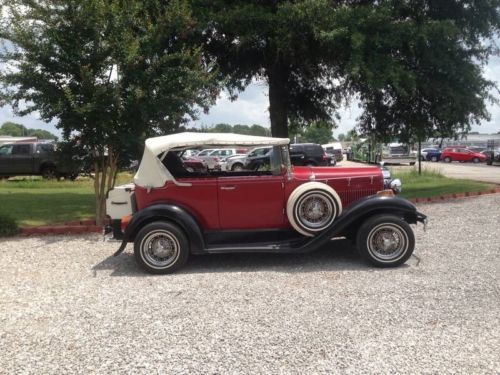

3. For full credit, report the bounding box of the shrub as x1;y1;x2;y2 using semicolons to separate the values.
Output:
0;215;19;237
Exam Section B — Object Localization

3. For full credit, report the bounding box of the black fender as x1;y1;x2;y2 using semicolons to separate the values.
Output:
113;203;205;256
292;195;427;253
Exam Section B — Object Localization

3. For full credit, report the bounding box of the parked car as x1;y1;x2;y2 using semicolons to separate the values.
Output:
425;149;442;162
419;147;440;161
440;147;487;163
485;148;500;165
180;154;208;173
323;143;343;162
289;143;330;166
0;141;79;179
226;146;272;171
197;148;244;170
105;132;426;274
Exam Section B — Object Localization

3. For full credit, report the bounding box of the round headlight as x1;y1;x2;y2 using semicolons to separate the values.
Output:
390;179;402;194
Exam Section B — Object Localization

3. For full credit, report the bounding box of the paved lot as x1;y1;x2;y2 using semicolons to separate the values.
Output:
339;159;500;184
1;195;500;373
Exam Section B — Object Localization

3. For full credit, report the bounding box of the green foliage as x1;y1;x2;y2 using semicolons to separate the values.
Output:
0;122;25;136
185;123;270;136
193;0;500;140
0;122;58;140
0;0;217;223
293;121;334;144
0;215;19;237
346;2;500;143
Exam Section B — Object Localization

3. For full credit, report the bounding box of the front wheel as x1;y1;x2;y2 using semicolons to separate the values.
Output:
134;222;189;274
356;215;415;267
430;156;438;162
472;157;480;163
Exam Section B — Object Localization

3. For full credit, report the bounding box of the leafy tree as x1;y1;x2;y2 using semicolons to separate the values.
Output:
193;0;353;137
0;122;27;136
349;2;499;145
194;0;499;143
27;129;57;140
337;133;346;142
295;121;332;144
0;122;57;139
0;0;216;223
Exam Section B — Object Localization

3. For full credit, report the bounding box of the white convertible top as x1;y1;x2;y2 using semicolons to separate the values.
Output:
134;132;289;188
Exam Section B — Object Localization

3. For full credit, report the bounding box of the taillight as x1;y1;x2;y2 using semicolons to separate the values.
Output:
321;154;327;161
213;157;219;162
120;214;132;232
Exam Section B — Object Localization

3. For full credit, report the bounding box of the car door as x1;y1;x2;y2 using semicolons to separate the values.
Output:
456;148;468;161
0;144;14;174
7;144;33;174
218;173;286;229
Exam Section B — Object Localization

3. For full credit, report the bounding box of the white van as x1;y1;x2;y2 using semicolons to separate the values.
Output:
322;142;343;162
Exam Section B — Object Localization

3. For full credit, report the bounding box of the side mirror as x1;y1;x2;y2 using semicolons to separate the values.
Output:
390;179;402;194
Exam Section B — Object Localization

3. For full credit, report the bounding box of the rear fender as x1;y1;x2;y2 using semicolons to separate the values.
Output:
113;203;205;256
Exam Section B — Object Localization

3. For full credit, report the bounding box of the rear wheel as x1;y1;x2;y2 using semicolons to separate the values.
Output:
231;163;244;171
41;166;57;179
134;222;189;274
472;157;480;163
356;215;415;267
431;156;438;162
443;156;452;163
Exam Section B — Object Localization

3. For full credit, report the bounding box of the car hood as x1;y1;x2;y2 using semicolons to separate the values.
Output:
292;165;383;181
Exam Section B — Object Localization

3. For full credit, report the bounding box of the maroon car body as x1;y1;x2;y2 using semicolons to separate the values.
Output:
106;133;426;274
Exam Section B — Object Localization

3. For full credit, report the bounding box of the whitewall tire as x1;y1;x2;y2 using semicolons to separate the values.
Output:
286;182;342;237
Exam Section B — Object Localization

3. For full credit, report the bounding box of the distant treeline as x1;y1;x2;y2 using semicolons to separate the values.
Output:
0;122;58;140
181;123;270;136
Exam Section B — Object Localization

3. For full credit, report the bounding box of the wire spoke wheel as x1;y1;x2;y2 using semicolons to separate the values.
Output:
297;193;334;230
134;222;189;273
357;215;415;267
367;224;408;261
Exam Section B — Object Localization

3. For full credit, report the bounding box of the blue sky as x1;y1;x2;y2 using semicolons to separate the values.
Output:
1;55;499;137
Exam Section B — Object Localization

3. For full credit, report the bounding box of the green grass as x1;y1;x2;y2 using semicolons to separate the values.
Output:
0;174;133;227
391;168;495;200
0;169;496;227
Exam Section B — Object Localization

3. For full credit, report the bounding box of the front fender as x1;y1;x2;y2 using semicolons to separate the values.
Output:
113;203;205;256
293;195;426;253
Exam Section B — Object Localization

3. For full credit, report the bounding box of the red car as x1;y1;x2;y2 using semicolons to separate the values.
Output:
440;147;487;163
106;133;426;274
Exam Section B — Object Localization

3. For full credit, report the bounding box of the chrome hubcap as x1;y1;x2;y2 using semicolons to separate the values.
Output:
297;193;335;230
141;230;180;268
367;223;408;261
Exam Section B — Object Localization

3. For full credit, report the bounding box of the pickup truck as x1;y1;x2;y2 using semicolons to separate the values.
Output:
0;142;78;179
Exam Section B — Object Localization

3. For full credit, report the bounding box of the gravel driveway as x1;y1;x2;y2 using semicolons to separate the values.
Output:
1;195;499;374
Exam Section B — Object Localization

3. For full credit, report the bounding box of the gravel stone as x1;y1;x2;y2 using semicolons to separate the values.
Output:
1;194;499;374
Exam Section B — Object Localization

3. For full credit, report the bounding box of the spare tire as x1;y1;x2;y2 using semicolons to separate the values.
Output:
286;182;342;237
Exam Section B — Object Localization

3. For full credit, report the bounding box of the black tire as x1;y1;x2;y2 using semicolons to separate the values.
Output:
231;163;244;171
306;162;316;167
472;157;480;163
41;166;57;179
443;156;452;163
356;215;415;267
134;221;189;274
431;156;438;162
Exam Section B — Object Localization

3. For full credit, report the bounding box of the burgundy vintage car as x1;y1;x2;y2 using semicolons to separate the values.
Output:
106;133;426;274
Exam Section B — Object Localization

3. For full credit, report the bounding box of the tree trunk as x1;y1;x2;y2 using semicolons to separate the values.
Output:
93;148;119;226
268;64;289;138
